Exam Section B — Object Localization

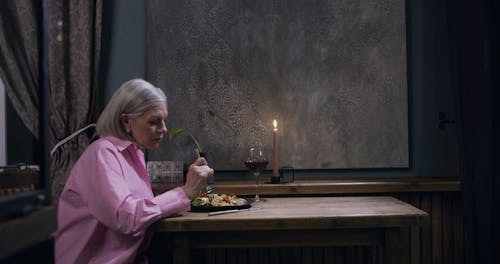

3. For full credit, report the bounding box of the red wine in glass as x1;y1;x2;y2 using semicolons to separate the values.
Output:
244;160;269;175
245;143;268;202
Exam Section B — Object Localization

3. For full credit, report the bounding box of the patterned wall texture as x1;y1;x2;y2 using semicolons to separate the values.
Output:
146;0;408;170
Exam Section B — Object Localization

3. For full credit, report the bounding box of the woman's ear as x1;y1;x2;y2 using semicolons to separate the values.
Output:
120;114;131;133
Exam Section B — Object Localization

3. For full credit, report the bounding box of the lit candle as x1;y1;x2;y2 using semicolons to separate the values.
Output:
273;120;279;176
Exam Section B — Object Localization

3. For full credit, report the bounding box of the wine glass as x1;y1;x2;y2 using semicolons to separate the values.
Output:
244;142;269;202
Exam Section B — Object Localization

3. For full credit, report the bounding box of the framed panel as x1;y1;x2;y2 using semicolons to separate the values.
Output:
146;0;408;170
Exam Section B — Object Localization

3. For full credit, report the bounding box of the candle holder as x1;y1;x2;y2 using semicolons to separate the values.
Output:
270;175;281;184
268;166;295;184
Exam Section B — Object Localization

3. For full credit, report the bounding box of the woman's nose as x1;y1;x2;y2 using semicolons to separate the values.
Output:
158;121;167;133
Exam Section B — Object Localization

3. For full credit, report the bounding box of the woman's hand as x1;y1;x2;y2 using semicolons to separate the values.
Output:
182;157;214;200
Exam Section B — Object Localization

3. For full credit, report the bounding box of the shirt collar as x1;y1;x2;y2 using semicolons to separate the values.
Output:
102;136;136;152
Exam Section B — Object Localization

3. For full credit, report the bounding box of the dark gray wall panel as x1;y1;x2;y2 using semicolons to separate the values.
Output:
146;0;408;170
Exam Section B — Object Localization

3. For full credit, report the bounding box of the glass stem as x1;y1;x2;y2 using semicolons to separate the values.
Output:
255;173;260;202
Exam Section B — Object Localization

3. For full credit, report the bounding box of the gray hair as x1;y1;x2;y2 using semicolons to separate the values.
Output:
96;78;167;141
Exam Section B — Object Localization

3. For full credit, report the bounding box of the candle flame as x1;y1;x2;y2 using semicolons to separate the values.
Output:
273;120;277;128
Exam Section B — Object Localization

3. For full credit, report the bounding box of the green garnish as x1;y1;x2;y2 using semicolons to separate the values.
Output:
191;198;203;206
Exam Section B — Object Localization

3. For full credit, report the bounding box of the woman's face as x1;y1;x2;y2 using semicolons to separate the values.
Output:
124;104;168;150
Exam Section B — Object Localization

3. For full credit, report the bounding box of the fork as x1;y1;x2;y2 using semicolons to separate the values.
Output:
199;151;214;201
204;174;214;203
206;184;214;196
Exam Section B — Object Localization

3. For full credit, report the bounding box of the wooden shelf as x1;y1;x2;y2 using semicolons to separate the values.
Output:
210;178;461;196
153;177;461;196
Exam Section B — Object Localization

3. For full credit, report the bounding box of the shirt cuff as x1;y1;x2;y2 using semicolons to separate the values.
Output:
153;187;191;216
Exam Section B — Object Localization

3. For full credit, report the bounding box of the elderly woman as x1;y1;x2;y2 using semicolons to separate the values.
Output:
54;79;213;263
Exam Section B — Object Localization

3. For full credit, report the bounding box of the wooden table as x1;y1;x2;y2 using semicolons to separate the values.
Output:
151;196;427;264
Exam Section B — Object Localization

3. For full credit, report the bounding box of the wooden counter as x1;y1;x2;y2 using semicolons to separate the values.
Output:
153;177;461;197
209;178;461;196
152;196;427;264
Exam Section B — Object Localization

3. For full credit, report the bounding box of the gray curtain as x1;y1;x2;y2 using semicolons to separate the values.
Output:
0;0;40;138
0;0;103;199
48;0;102;199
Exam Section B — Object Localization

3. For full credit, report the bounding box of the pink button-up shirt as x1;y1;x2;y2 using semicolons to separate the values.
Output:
55;136;190;263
